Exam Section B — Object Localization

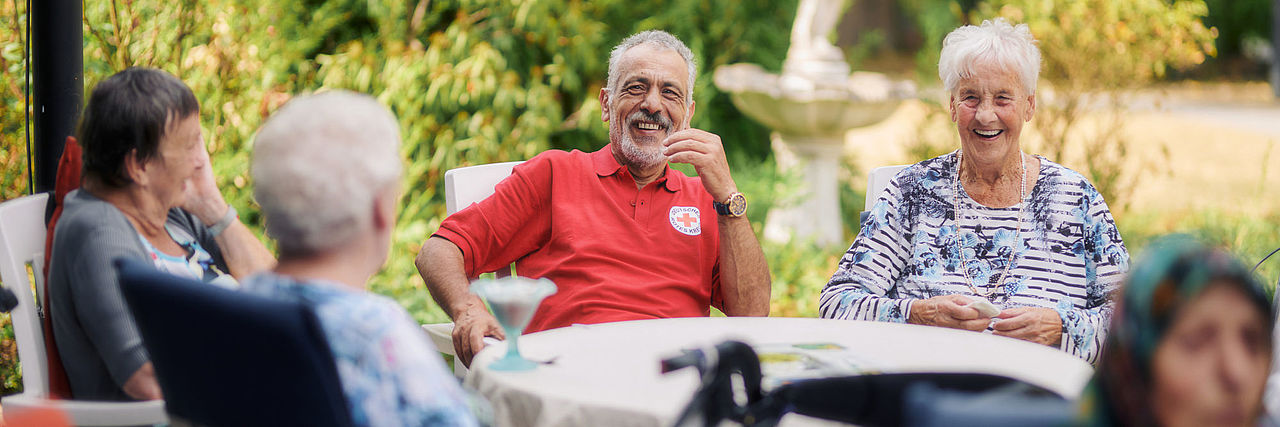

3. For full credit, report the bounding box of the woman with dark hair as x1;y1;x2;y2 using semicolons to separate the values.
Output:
47;67;274;401
1082;236;1273;426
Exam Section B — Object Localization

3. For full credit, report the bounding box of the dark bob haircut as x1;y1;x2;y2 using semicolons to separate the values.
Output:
78;67;199;188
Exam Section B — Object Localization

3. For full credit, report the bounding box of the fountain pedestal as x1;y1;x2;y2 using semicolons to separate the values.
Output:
765;135;845;245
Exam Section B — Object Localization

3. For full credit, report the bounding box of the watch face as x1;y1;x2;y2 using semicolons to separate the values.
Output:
728;193;747;216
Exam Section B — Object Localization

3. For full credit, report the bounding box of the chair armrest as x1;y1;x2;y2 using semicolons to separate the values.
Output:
2;393;168;426
422;322;472;379
422;323;456;356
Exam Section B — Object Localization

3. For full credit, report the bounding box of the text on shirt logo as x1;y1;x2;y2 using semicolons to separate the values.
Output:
669;206;701;236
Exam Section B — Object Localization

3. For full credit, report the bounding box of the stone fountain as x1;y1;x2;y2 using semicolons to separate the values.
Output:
714;0;913;246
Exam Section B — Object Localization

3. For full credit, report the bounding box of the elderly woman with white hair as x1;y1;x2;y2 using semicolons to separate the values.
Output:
819;19;1128;364
243;91;480;426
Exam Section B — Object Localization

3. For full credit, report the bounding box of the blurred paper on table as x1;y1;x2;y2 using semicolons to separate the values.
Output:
755;342;881;391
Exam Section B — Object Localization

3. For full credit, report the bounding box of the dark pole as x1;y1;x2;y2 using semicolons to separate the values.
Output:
31;0;83;193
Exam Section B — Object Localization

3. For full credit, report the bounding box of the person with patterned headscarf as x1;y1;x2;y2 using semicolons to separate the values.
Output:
1080;235;1273;426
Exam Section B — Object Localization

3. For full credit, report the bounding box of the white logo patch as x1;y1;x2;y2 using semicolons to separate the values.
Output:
669;206;702;236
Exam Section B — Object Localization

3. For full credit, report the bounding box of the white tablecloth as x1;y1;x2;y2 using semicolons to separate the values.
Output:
466;317;1093;427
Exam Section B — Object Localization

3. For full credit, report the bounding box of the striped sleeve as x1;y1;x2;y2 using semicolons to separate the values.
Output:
819;174;916;322
1054;183;1128;364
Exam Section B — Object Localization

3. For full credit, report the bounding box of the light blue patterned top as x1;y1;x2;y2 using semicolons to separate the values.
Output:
242;272;480;427
820;152;1129;364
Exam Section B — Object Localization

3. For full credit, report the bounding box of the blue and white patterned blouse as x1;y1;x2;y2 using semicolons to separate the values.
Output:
820;152;1129;364
241;272;480;427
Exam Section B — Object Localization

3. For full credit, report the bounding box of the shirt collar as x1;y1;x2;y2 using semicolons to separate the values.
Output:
593;144;682;192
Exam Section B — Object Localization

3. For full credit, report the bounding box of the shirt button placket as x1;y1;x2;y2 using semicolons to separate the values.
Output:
636;195;649;220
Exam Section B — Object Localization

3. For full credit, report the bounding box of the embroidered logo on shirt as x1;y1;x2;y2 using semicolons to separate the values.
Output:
669;206;701;236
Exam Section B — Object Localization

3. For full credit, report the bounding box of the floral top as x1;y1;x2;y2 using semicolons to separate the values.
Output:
241;272;480;427
819;152;1129;364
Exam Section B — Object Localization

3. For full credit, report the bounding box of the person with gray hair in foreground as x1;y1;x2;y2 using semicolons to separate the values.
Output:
244;91;480;427
819;19;1128;364
416;30;772;367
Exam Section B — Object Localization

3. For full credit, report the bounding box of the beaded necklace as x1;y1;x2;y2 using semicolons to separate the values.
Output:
951;149;1025;298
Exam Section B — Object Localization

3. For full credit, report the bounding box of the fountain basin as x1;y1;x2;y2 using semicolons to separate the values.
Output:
714;63;913;139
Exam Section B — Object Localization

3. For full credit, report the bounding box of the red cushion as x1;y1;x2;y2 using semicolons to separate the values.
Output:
40;136;79;399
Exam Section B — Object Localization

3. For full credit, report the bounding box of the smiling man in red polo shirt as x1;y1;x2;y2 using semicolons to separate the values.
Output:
416;30;771;366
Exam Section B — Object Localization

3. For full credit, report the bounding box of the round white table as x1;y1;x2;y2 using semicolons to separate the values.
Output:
465;317;1093;427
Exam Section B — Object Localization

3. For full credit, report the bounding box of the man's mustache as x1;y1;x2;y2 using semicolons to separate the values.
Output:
627;110;673;131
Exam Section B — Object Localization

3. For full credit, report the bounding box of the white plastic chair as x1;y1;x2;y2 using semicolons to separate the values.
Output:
865;165;910;211
0;193;167;425
428;161;524;379
859;165;910;225
444;161;524;215
422;323;463;378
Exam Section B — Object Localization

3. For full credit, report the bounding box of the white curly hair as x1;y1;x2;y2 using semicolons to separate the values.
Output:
251;90;403;257
938;18;1042;95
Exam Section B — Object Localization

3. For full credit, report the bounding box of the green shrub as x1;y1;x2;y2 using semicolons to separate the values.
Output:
1;1;31;200
1121;210;1280;297
1203;0;1270;58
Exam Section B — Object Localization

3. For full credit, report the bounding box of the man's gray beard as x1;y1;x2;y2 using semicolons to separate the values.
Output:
613;124;666;170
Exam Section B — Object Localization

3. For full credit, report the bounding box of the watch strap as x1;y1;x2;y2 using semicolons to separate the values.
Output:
713;192;746;217
207;205;238;237
713;200;732;216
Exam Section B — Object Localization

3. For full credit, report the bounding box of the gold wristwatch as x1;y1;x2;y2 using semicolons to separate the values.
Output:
712;192;747;217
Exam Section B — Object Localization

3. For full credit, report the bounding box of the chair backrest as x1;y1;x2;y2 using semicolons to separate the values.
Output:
0;193;52;397
115;258;353;427
865;165;909;211
436;162;525;366
444;161;523;215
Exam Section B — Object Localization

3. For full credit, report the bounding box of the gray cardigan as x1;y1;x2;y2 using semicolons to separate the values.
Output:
47;189;226;400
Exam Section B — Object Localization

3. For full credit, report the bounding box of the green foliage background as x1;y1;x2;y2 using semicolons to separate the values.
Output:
1203;0;1271;57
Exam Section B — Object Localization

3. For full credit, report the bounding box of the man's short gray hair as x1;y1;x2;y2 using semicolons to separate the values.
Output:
938;18;1041;94
606;30;697;103
251;91;403;257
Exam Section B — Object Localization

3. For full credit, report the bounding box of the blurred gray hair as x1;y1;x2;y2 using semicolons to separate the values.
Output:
606;30;697;104
938;18;1041;94
251;91;403;257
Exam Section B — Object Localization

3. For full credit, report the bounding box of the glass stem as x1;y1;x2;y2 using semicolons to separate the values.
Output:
503;327;522;360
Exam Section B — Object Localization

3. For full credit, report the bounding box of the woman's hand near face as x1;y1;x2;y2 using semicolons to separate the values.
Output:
908;294;991;332
179;145;275;277
993;307;1062;346
181;146;230;224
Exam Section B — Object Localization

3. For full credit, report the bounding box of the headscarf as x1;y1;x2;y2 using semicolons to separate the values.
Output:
1078;235;1274;426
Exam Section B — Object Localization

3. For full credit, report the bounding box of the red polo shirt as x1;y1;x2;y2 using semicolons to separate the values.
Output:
434;145;723;333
